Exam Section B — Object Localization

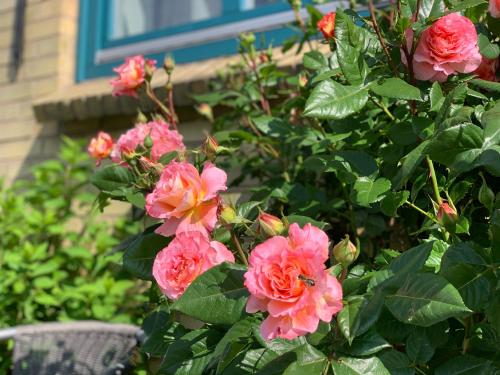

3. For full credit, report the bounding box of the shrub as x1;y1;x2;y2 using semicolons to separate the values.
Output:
0;138;145;372
89;1;500;373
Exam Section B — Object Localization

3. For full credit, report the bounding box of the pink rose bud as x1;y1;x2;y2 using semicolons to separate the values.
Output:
153;231;235;300
87;131;113;166
333;235;359;268
203;135;219;160
317;12;336;40
474;56;499;82
437;202;459;231
257;212;285;237
219;204;237;225
402;13;481;82
489;0;500;18
244;223;343;340
146;161;227;237
110;55;156;97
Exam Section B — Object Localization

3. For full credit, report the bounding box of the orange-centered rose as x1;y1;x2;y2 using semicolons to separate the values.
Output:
87;131;113;166
317;12;336;40
145;161;227;237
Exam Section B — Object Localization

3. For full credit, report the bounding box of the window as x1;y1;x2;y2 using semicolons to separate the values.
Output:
77;0;339;81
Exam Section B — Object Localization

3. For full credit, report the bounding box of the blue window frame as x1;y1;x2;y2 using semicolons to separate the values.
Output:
77;0;338;82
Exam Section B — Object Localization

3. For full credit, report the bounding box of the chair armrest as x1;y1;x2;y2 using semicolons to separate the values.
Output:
0;328;16;341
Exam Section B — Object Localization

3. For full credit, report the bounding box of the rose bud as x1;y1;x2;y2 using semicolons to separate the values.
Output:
317;12;336;41
333;235;359;268
257;212;285;237
203;135;219;160
87;131;113;166
219;205;237;225
196;103;214;122
164;56;175;74
437;202;459;231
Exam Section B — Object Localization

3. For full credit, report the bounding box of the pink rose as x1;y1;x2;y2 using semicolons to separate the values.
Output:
489;0;500;18
244;223;343;340
145;161;227;236
403;13;481;82
110;120;185;163
153;231;235;299
87;131;113;166
474;56;499;82
110;55;156;97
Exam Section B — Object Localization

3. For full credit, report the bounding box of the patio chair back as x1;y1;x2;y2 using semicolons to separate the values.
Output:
8;321;139;375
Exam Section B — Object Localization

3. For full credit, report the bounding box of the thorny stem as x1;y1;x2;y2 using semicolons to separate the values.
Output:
231;230;248;266
370;96;396;121
405;200;439;224
145;84;172;122
165;73;178;129
368;0;399;77
426;156;442;205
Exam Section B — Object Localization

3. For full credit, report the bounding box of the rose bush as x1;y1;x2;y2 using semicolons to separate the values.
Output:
90;0;499;373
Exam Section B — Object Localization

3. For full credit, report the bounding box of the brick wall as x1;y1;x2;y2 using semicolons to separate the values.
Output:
0;0;78;183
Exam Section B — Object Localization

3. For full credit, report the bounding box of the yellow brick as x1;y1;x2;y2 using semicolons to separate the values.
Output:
0;49;11;65
18;56;59;80
0;121;40;140
0;138;42;159
0;10;15;31
30;77;58;97
0;81;31;103
25;0;60;22
0;27;13;48
0;0;15;13
0;101;34;122
24;37;59;60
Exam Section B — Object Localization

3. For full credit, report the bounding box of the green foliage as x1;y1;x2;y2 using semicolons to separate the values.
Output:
0;138;145;371
90;1;500;373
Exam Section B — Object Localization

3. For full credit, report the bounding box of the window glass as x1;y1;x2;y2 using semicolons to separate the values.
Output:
110;0;285;40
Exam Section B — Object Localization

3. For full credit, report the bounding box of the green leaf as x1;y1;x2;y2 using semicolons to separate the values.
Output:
435;355;493;375
371;78;422;101
303;51;328;70
390;242;434;275
435;83;467;127
449;0;487;11
351;177;391;207
378;350;414;375
338;293;385;343
142;311;187;356
256;344;327;375
332;356;391;375
160;328;221;375
478;34;500;59
122;224;171;280
386;273;471;327
427;124;484;166
481;101;500;147
392;141;429;188
158;151;179;165
172;262;249;325
213;317;255;359
337;42;368;85
304;80;369;120
90;165;134;193
347;329;391;356
406;329;435;364
430;82;444;112
381;191;410;217
220;349;279;375
470;78;500;92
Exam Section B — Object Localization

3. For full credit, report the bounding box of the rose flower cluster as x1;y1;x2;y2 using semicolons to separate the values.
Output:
87;54;345;340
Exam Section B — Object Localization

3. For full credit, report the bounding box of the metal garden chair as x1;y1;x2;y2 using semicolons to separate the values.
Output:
0;321;140;375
